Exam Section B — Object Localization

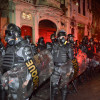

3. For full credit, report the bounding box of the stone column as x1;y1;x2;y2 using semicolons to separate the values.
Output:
33;11;39;44
15;8;21;27
66;0;71;34
84;24;88;36
74;24;78;40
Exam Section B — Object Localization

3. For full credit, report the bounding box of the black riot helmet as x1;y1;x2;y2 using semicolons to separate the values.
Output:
82;36;88;45
57;30;66;44
38;37;45;45
67;34;74;43
68;34;74;38
25;35;31;44
50;33;55;39
5;23;21;37
5;23;21;45
89;38;94;42
50;33;57;43
57;30;66;38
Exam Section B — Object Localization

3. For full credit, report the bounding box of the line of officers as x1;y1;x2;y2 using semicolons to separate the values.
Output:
0;23;99;100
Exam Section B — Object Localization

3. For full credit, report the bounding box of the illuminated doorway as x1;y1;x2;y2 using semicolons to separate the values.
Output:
77;23;85;42
21;25;32;42
39;20;57;43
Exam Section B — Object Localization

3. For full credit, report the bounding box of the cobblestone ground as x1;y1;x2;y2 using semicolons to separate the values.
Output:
31;66;100;100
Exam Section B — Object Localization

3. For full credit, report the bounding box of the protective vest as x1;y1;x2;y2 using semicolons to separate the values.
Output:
2;40;30;73
52;44;68;63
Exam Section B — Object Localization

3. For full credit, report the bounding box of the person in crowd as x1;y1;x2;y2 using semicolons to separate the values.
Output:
88;38;96;59
24;35;31;44
79;36;89;54
46;33;57;52
74;40;79;56
46;42;52;52
50;30;74;100
96;41;100;53
50;33;57;44
0;38;5;56
37;37;46;52
1;23;37;100
67;34;75;56
25;35;38;55
67;34;74;45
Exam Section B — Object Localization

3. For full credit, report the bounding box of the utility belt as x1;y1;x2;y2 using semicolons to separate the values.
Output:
54;62;67;67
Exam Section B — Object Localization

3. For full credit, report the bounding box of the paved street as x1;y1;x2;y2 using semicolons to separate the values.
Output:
0;67;100;100
31;67;100;100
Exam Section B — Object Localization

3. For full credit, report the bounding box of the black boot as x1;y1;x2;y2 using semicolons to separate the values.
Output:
50;84;58;100
61;85;68;100
0;86;7;100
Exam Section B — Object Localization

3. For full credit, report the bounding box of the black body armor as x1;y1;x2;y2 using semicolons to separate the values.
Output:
52;44;68;63
1;39;33;100
52;43;74;64
1;23;34;100
51;42;74;100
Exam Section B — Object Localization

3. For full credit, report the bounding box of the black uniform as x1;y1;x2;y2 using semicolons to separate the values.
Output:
50;30;74;100
37;37;46;52
46;33;58;52
25;35;38;55
1;23;35;100
79;36;89;54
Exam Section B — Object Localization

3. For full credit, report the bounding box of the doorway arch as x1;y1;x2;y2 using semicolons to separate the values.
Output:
21;25;32;42
39;20;57;43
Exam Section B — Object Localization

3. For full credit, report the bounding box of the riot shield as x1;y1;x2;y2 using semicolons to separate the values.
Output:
1;50;54;99
33;49;54;85
73;49;88;77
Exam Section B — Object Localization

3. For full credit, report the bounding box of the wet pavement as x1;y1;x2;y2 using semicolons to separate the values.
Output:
0;67;100;100
67;72;100;100
31;68;100;100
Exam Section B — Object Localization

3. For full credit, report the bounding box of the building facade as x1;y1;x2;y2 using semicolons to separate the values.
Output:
0;0;93;44
8;0;70;43
70;0;92;42
91;0;100;42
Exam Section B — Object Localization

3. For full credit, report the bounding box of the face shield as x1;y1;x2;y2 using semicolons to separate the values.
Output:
69;37;74;43
5;30;15;46
58;36;66;44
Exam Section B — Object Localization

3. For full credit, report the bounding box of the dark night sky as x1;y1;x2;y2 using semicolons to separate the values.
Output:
96;0;100;4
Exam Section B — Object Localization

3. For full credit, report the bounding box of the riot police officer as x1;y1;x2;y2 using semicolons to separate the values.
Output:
50;33;57;44
67;34;78;56
37;37;46;52
46;42;52;52
25;35;38;55
79;36;89;54
46;33;57;52
1;23;38;100
67;34;74;44
50;30;74;100
24;35;31;44
0;38;5;57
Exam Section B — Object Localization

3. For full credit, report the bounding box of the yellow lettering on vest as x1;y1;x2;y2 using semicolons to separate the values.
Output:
33;81;38;86
73;63;77;66
28;65;35;70
26;60;33;67
33;76;39;87
30;65;36;72
32;70;37;77
72;59;76;63
33;76;39;82
34;83;38;87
